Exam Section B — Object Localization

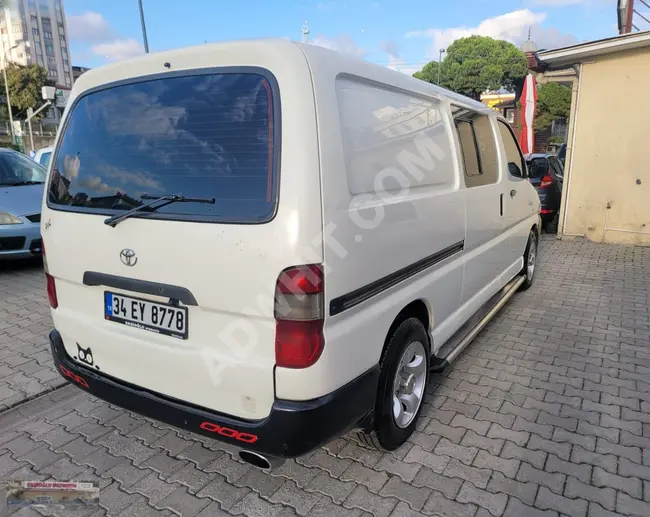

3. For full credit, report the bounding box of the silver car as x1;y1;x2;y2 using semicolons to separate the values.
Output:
0;148;47;260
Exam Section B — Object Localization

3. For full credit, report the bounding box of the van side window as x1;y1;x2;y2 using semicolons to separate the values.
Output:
453;107;499;188
336;78;456;195
497;120;526;178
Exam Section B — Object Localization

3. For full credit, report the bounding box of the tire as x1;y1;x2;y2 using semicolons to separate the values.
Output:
357;318;430;451
519;229;538;291
543;213;559;234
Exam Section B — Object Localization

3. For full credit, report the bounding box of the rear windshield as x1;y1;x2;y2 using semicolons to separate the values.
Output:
48;71;278;223
526;157;548;178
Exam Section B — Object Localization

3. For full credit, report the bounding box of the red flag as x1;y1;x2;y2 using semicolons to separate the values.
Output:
519;74;537;155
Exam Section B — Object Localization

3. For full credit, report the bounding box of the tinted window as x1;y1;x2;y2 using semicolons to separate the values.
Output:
453;107;498;188
497;120;525;178
0;151;47;185
336;78;454;195
39;151;51;168
48;72;278;223
526;158;549;178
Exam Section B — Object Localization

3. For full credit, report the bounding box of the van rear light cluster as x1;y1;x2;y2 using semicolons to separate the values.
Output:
43;242;58;309
274;264;324;369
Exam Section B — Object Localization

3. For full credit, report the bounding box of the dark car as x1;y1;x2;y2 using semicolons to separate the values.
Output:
526;153;564;233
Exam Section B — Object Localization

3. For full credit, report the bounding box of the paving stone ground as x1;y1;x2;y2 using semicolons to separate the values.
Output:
0;258;64;411
1;236;649;517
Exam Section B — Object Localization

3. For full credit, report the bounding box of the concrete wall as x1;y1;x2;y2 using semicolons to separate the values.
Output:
564;47;650;245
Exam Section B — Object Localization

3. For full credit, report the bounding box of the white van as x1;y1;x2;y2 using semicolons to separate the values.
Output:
42;39;541;469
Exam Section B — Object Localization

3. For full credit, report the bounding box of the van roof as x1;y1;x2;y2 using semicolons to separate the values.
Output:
72;38;491;113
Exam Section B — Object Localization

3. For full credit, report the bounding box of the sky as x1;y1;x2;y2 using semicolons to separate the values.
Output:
64;0;619;73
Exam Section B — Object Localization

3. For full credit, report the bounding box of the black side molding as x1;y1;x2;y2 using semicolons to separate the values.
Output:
83;272;198;306
330;240;464;316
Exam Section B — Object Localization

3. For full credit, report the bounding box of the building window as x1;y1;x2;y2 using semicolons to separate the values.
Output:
35;45;42;55
44;31;52;39
33;28;39;35
47;55;55;64
59;35;65;43
45;43;54;54
1;28;7;35
12;23;22;33
31;15;38;24
37;55;43;65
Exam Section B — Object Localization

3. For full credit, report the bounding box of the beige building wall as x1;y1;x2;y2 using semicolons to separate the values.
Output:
564;47;650;245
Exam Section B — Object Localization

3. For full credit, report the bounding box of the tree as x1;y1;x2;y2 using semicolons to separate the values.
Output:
413;61;440;84
1;63;50;120
535;82;572;131
413;36;528;101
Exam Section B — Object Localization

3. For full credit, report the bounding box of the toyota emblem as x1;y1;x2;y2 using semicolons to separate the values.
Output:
120;249;137;267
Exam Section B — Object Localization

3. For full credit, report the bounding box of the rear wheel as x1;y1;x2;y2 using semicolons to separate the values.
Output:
358;318;429;451
519;230;538;291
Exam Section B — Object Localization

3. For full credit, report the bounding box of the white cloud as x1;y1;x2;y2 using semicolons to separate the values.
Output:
92;39;145;62
67;12;114;43
380;40;421;75
407;9;577;56
312;34;366;56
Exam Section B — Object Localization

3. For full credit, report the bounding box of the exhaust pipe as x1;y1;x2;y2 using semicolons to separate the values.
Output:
239;450;286;470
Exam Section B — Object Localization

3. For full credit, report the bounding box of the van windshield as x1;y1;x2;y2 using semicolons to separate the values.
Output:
48;71;278;223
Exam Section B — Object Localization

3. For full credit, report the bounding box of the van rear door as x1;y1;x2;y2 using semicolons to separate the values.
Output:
42;49;323;421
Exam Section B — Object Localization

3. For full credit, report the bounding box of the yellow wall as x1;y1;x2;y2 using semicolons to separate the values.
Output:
565;47;650;244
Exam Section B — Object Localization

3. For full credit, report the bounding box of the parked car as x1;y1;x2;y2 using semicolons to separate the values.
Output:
557;143;567;167
526;153;564;233
42;39;541;469
0;148;46;259
33;146;53;169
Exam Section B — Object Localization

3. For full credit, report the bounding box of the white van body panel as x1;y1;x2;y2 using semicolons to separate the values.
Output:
274;45;470;400
42;40;323;420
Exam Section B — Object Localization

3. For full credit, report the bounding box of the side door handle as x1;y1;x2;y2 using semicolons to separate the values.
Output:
510;189;517;198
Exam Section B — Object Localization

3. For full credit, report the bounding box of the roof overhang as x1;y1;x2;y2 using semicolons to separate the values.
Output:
537;30;650;68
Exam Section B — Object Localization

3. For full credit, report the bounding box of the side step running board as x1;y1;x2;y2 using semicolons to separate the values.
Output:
430;275;526;373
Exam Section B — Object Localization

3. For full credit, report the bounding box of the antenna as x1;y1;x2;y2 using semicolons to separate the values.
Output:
528;26;532;41
301;21;309;44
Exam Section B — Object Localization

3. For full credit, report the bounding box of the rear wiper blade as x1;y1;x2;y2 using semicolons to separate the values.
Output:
4;181;45;186
104;194;215;227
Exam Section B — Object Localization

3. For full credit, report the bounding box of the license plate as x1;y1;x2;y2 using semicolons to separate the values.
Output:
104;292;188;339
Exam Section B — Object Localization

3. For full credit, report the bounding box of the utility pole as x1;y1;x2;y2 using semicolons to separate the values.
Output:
138;0;150;53
301;22;309;44
438;48;446;85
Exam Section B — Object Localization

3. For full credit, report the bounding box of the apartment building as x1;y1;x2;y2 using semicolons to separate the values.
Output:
0;0;73;88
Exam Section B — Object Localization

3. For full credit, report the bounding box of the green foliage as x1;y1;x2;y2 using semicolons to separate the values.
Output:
413;36;528;100
548;136;565;144
412;61;440;84
535;82;572;131
1;63;49;119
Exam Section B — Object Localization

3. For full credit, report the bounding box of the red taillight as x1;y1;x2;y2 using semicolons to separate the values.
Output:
46;273;58;309
43;243;58;309
276;264;323;294
275;320;324;369
274;264;324;369
540;174;554;189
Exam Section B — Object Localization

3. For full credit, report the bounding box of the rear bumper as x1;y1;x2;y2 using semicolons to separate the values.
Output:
49;330;379;458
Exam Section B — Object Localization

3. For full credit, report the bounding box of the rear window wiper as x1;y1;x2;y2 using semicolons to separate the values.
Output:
2;181;45;186
104;194;216;227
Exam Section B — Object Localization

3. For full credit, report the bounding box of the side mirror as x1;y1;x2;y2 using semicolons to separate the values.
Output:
508;162;523;178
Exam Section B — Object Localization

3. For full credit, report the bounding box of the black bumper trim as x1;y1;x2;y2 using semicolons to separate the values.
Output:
49;330;378;458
